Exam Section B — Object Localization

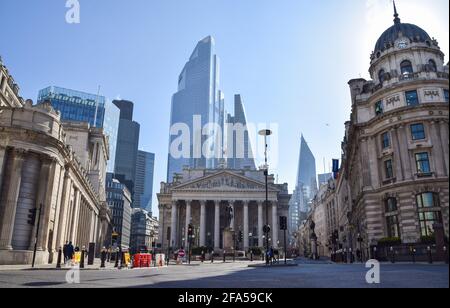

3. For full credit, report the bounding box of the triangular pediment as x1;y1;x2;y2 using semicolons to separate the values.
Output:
172;170;279;192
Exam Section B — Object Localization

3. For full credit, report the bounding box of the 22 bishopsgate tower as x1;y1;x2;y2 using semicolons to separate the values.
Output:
167;36;255;182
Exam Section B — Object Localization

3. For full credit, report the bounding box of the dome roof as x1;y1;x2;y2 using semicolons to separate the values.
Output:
374;2;431;53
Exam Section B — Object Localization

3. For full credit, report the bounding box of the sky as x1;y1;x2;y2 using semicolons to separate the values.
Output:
0;0;449;217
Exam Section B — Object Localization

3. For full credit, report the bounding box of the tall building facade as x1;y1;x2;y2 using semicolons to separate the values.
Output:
226;95;256;170
337;5;448;255
0;60;111;265
113;100;140;194
289;135;318;234
37;86;106;128
134;150;155;213
106;173;132;249
167;36;224;182
37;86;120;173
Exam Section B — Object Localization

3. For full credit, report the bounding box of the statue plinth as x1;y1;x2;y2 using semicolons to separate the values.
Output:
223;228;235;252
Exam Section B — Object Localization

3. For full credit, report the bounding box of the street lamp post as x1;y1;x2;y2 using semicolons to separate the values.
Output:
259;129;273;266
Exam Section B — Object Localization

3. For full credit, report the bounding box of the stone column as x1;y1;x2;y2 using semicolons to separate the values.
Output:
200;200;206;247
243;201;249;251
0;149;25;250
272;202;279;248
0;145;7;192
70;189;82;244
258;201;264;247
214;201;220;251
430;121;445;177
170;201;178;248
184;200;192;248
439;120;449;175
55;172;71;249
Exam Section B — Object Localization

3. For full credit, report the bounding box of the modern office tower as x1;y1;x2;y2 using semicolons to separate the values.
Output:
289;135;318;233
226;94;256;170
106;173;132;250
318;173;333;186
134;150;155;213
167;36;224;182
113;100;140;194
37;86;106;128
37;86;120;173
104;100;120;173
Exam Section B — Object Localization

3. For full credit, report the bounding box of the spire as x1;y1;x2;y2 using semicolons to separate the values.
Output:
393;0;401;25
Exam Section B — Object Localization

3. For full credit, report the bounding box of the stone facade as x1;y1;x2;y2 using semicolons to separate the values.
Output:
0;60;111;265
157;168;290;253
130;208;159;254
339;12;449;253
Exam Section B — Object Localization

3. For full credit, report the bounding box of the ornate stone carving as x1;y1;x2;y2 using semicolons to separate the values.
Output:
179;175;265;190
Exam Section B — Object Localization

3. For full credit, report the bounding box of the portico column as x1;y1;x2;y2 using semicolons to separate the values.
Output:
0;149;25;250
200;200;206;247
185;200;192;248
0;145;7;192
272;202;279;248
243;201;249;251
170;201;178;248
214;201;220;250
258;201;264;247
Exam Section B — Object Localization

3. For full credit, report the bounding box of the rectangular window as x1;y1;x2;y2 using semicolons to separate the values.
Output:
418;211;442;237
415;152;431;174
385;159;394;179
375;101;384;115
411;123;426;140
405;90;419;106
444;89;449;103
381;132;390;149
386;215;400;238
416;192;440;209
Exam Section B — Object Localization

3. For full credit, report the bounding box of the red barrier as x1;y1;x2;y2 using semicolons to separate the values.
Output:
133;253;152;268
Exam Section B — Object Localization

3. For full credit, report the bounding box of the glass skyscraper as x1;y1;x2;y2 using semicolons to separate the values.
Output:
226;95;256;170
134;151;155;213
167;36;224;182
37;86;120;174
37;86;105;128
289;135;318;233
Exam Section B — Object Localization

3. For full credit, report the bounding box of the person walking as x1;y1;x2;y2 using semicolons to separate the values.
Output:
63;241;68;263
66;241;74;265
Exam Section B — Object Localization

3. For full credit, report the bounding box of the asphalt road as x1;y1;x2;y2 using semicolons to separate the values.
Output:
0;261;448;288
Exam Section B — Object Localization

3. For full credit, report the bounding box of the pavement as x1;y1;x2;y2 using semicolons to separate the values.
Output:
0;259;448;288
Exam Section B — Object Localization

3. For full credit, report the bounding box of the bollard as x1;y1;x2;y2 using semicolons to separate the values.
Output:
114;251;119;268
223;251;226;263
56;247;62;269
80;248;85;269
390;247;395;264
427;246;433;264
411;247;416;263
250;251;253;262
211;253;214;263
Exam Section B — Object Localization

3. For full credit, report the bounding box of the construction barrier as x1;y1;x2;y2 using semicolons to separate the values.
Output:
74;251;81;264
133;253;152;268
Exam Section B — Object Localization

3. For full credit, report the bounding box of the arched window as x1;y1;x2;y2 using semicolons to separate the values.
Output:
400;60;413;75
428;59;437;72
378;69;385;83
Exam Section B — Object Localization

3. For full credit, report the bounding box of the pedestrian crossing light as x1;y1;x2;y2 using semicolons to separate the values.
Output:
188;224;193;237
27;208;37;226
238;231;243;243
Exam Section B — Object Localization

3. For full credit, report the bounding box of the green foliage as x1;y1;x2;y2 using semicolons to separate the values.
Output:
420;234;436;245
378;237;401;246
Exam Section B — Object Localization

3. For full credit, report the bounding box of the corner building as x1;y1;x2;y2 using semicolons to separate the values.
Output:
343;7;449;248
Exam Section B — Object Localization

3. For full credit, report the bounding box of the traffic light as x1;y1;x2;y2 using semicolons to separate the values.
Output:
188;224;193;237
279;216;288;231
27;208;37;226
238;231;243;243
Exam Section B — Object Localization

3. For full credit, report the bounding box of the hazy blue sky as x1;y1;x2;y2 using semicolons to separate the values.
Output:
1;0;448;216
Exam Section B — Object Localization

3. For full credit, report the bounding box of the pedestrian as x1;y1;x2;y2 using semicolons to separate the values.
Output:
63;241;68;263
269;247;274;265
201;250;205;263
66;241;74;265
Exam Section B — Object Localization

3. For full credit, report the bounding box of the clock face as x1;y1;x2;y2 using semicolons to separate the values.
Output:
397;40;409;49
